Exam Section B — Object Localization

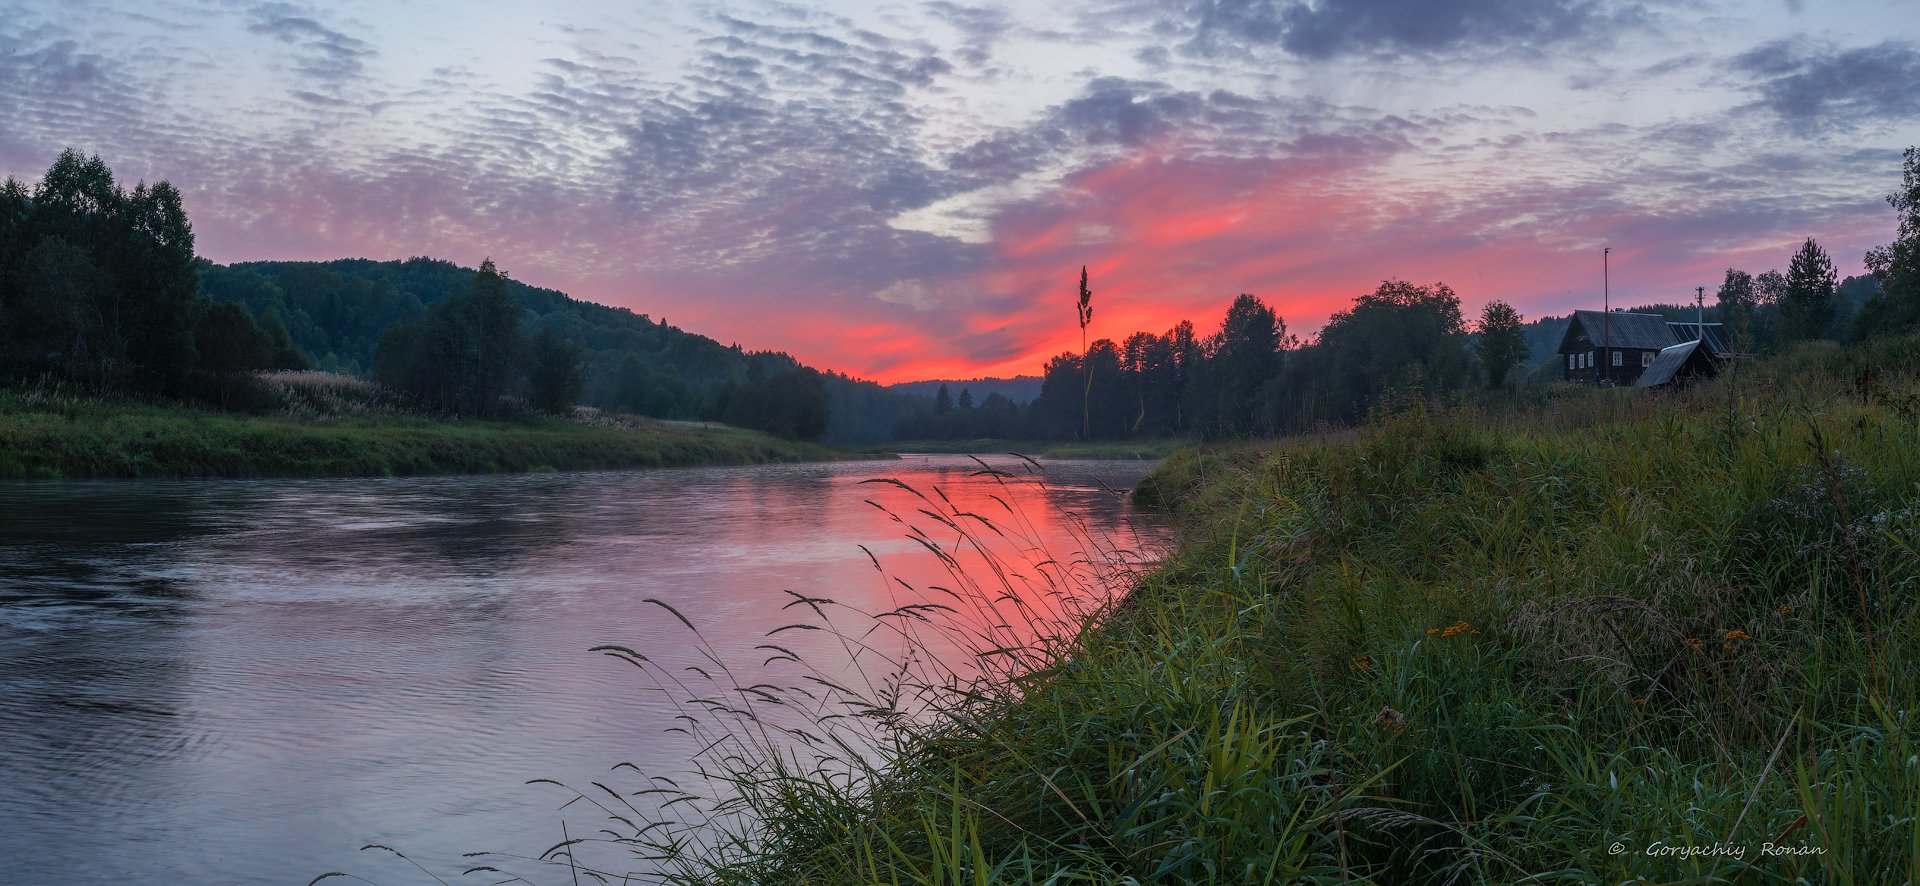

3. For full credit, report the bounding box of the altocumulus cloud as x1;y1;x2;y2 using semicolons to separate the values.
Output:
1168;0;1661;60
1733;39;1920;132
0;0;1914;381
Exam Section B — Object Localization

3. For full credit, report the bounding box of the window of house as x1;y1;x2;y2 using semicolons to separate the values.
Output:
1568;354;1577;370
1612;351;1623;367
1642;351;1654;367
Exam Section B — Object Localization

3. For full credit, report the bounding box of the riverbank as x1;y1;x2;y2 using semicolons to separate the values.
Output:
0;388;866;479
667;336;1920;883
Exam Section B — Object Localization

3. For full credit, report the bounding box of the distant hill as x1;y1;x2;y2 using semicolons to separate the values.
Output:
890;376;1044;405
197;256;924;443
1521;314;1571;367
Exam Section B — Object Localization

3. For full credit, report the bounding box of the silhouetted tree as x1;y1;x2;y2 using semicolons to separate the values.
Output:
975;392;1017;436
0;177;28;328
1474;300;1530;388
934;383;953;415
372;258;526;415
1862;146;1920;336
1032;352;1085;439
1717;268;1758;347
1314;280;1469;424
1084;338;1128;438
194;301;271;408
957;388;973;410
722;360;829;439
1209;294;1284;434
458;258;524;413
120;180;200;393
17;237;112;380
1781;238;1837;343
611;354;654;413
258;311;310;370
528;326;588;414
1;150;199;392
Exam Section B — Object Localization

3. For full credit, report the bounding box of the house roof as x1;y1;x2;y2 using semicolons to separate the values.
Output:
1638;339;1708;388
1564;310;1679;351
1667;322;1732;355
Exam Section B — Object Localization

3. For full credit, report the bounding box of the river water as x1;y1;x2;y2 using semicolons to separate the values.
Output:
0;456;1165;884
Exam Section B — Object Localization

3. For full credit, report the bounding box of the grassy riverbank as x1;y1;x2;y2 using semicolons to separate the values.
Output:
639;336;1920;883
0;382;862;479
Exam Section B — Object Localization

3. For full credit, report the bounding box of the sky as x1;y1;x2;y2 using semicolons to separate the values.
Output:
3;0;1916;382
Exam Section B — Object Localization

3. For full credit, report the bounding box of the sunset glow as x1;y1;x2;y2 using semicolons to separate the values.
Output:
3;0;1913;382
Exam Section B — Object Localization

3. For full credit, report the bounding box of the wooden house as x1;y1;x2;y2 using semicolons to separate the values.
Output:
1637;338;1719;389
1558;310;1733;386
1558;310;1679;385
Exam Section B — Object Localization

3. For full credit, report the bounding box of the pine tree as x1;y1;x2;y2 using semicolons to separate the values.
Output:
1781;238;1837;342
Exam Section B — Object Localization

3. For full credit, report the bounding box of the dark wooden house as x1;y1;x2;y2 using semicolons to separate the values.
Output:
1558;310;1734;385
1557;310;1681;385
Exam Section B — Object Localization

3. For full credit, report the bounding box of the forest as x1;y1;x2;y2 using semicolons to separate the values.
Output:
5;146;1918;446
0;150;924;441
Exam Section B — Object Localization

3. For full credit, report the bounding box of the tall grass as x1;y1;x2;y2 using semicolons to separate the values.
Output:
332;335;1920;884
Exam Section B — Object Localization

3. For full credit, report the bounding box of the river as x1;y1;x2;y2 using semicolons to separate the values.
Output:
0;456;1165;884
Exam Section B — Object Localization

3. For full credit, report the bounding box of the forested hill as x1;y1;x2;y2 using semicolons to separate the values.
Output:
197;257;928;443
889;376;1043;405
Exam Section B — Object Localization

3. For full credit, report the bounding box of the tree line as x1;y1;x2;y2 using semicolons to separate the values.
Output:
0;151;848;435
896;282;1528;441
9;144;1917;444
0;150;307;407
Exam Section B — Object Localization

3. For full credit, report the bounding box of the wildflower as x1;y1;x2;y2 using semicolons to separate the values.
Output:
1349;656;1373;672
1779;604;1792;615
1633;698;1646;705
1373;706;1406;733
1684;637;1705;650
1724;630;1751;642
1438;620;1474;638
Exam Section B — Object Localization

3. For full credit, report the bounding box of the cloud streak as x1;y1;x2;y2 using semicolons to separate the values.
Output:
0;0;1911;381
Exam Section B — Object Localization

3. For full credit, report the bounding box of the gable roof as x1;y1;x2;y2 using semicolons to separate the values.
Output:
1637;339;1710;388
1563;310;1678;351
1667;322;1732;355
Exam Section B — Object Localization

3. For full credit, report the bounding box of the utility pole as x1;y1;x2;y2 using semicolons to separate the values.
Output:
1602;247;1611;382
1695;286;1706;341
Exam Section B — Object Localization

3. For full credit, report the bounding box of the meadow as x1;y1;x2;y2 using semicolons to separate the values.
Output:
505;333;1920;885
0;371;860;479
